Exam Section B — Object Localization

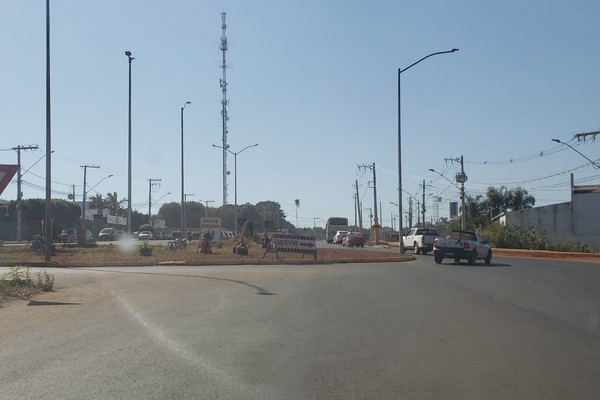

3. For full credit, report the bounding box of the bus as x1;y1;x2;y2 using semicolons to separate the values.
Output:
325;217;349;243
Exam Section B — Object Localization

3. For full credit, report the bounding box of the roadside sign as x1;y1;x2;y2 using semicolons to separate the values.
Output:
200;217;222;246
0;165;18;197
264;234;317;260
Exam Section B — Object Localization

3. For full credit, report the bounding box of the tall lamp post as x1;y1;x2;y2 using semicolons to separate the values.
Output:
551;139;600;169
397;48;458;252
125;50;134;234
183;193;194;238
80;164;99;244
44;0;52;261
180;101;191;240
211;143;259;235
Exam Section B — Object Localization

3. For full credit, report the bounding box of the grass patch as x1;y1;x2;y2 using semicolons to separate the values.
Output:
0;266;55;302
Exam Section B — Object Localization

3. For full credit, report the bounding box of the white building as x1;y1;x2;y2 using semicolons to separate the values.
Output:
497;175;600;247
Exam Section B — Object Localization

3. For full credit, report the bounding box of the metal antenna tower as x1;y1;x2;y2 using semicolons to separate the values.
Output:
219;12;229;205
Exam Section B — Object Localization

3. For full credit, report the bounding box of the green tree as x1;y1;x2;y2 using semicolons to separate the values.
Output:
88;193;105;212
465;186;536;229
106;192;126;215
157;202;181;228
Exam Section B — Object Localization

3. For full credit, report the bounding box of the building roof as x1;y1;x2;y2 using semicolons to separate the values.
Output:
572;185;600;194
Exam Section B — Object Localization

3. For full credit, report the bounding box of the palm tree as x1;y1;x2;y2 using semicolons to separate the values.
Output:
88;193;105;213
106;191;127;215
295;199;300;227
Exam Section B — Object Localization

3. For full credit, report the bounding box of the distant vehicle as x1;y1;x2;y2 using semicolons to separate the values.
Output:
325;217;349;243
58;228;93;243
402;228;440;255
138;231;153;241
433;230;492;265
114;230;127;240
332;230;348;245
98;227;117;241
342;232;365;247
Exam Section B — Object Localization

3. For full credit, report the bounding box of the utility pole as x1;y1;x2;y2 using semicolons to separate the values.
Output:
365;207;373;228
12;145;39;241
446;155;467;230
312;217;319;230
422;179;426;228
574;130;600;142
358;163;379;243
80;164;100;244
219;12;229;206
408;197;413;228
203;200;215;217
148;178;161;225
354;180;362;232
352;194;357;229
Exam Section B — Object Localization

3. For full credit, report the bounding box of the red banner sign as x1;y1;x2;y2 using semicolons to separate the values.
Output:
0;165;18;197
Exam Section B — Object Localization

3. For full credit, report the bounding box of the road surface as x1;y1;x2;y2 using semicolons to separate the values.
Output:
1;256;598;399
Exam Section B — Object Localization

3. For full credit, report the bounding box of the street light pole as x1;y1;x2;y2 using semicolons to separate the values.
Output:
184;193;194;237
80;164;99;244
180;101;191;239
397;48;458;252
212;143;259;235
552;139;600;169
44;0;52;261
125;50;134;235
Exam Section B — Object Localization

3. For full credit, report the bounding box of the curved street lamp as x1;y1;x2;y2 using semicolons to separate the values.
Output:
180;101;191;238
212;143;259;234
125;50;134;234
551;139;600;169
397;48;458;252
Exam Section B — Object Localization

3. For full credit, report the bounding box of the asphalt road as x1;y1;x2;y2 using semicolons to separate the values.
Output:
1;256;599;399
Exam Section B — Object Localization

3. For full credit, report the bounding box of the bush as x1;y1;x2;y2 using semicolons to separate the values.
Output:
479;222;595;252
0;266;55;299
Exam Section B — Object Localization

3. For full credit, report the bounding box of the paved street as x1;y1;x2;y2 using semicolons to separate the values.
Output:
1;256;599;399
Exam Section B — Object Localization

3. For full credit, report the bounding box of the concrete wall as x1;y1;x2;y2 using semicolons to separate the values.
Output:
572;191;600;236
501;193;600;247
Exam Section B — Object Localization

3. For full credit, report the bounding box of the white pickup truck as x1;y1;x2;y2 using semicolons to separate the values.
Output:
433;230;492;265
402;228;440;255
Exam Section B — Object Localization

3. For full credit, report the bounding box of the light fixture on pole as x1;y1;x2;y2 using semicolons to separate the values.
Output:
180;101;191;240
397;48;458;252
80;164;100;244
552;139;600;169
44;0;52;261
125;50;134;234
183;193;194;238
212;143;259;235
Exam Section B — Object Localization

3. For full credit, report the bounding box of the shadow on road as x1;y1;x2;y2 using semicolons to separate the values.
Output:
27;300;82;306
64;267;275;296
444;262;513;268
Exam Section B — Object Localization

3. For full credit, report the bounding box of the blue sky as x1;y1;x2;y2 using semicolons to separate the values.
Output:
1;0;599;229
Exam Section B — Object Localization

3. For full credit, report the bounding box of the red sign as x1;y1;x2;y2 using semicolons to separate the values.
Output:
0;165;18;197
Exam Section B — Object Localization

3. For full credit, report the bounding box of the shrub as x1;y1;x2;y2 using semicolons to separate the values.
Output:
0;266;55;299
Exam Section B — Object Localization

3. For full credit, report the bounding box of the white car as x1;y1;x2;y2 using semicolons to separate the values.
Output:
138;231;154;241
332;230;348;244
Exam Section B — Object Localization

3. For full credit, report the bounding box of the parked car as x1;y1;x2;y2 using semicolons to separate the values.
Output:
114;230;127;240
98;227;117;241
58;228;93;243
342;232;365;247
138;231;154;241
332;230;348;244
